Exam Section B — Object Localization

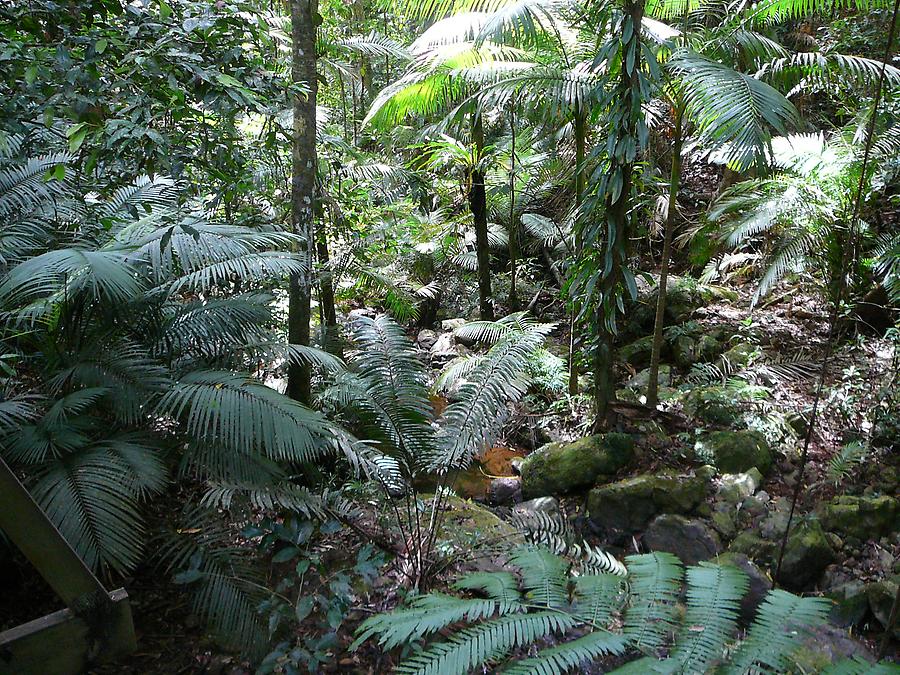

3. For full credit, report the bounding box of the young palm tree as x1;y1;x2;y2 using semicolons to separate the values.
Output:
706;125;900;310
320;312;552;585
0;133;345;648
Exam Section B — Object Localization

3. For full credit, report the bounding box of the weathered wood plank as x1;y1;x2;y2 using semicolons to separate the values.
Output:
0;458;106;606
0;589;136;675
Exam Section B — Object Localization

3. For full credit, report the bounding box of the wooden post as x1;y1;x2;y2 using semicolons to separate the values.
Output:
0;459;136;674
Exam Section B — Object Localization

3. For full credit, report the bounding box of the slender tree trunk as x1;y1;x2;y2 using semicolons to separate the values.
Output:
568;105;586;395
593;0;644;430
287;0;318;405
646;100;684;408
316;216;341;358
470;112;494;320
508;100;519;311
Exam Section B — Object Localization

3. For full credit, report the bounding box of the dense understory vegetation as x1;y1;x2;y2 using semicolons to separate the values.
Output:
0;0;899;672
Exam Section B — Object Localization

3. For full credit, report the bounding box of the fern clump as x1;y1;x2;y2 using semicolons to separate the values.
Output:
355;547;835;674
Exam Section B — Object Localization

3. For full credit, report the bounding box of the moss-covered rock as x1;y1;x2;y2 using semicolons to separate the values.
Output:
779;520;835;590
716;342;758;374
622;277;735;340
672;334;699;369
728;532;776;563
643;514;722;565
697;329;728;362
715;469;763;505
821;495;899;541
436;495;523;551
587;471;708;542
520;433;635;499
618;335;660;370
683;385;746;427
827;581;870;628
695;430;774;474
624;366;672;391
868;575;900;639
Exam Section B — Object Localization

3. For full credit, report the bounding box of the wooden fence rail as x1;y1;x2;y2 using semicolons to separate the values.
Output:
0;458;136;674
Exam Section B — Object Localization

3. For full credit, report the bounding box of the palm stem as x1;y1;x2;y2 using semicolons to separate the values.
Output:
647;99;684;408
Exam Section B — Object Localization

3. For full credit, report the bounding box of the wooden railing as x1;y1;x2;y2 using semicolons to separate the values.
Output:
0;459;136;674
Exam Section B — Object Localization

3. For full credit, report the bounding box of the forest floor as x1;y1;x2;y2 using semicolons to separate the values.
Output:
5;274;897;674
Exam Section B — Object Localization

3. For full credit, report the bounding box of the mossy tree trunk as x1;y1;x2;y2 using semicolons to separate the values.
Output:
287;0;318;405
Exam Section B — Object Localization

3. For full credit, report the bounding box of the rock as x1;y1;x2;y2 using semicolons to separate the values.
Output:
416;328;439;351
623;276;730;340
513;496;560;520
587;472;708;542
624;366;672;391
786;411;809;437
510;457;524;474
643;515;722;565
672;334;699;369
697;330;727;362
868;575;900;639
716;552;772;625
348;307;376;319
779;520;836;590
792;623;876;673
682;385;745;427
827;581;870;628
695;430;774;475
429;332;462;364
436;495;524;551
520;433;635;499
695;464;717;481
711;509;738;540
720;342;757;370
441;318;467;331
821;495;899;541
716;469;763;505
618;335;659;370
728;532;776;563
488;477;522;505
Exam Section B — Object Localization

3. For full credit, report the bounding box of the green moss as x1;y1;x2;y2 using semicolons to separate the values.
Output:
683;386;746;427
521;433;635;499
728;532;776;563
618;335;658;370
821;495;899;541
696;430;774;474
779;520;835;590
434;495;523;551
587;471;708;540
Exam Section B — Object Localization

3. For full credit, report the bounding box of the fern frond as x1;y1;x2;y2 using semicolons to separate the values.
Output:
503;630;629;674
511;546;570;609
395;611;577;675
156;371;335;465
726;589;829;674
623;552;683;653
665;562;748;673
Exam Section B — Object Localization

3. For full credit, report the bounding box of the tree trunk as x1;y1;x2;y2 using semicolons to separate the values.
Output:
646;100;684;408
593;0;644;430
316;221;341;358
568;105;586;395
287;0;318;405
470;112;494;320
508;100;519;311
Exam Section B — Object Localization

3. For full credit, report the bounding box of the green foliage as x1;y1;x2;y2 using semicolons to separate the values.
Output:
707;126;900;306
355;548;834;674
0;138;342;651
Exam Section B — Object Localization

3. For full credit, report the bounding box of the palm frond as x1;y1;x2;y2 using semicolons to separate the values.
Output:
156;371;335;467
